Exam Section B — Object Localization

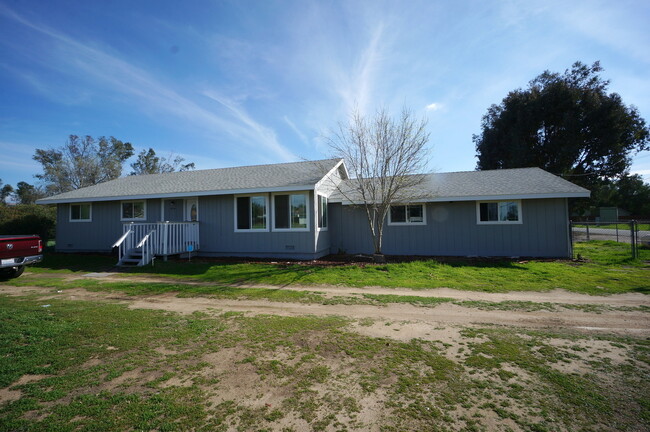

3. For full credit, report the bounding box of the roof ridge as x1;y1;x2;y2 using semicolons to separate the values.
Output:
200;157;341;172
437;167;543;175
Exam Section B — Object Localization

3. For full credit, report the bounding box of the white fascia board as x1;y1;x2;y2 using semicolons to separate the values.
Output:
36;185;316;204
314;159;346;191
427;192;590;202
330;191;590;205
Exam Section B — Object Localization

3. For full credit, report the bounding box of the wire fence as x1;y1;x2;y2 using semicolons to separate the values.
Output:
570;220;649;259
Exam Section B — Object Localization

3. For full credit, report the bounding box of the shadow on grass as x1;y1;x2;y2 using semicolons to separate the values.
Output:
33;252;117;272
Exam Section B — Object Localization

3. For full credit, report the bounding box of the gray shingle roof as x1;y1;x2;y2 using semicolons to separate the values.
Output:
330;167;590;203
38;159;343;204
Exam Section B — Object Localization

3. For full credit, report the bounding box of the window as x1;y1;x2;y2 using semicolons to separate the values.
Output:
318;195;328;229
388;204;425;225
477;200;521;224
70;203;92;222
236;195;268;231
274;193;308;230
121;201;146;221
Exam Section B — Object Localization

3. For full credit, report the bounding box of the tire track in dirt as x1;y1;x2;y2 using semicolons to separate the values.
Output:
62;272;650;306
2;284;648;337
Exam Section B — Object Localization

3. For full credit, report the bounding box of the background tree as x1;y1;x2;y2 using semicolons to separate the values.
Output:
33;135;134;195
130;148;195;175
592;174;650;218
474;61;649;195
327;107;430;260
0;179;13;204
14;182;46;205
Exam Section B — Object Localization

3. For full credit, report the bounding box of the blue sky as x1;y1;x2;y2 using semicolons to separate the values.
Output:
1;0;649;189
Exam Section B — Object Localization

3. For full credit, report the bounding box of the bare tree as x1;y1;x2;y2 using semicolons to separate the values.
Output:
130;148;195;175
326;107;431;260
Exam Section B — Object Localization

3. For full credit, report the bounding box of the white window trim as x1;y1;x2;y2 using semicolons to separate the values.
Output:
317;194;328;231
476;200;523;225
120;200;148;222
271;192;310;232
387;203;427;226
69;203;92;222
234;194;270;232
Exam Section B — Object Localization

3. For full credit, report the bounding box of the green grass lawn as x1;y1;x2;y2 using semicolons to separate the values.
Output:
0;296;648;431
27;241;650;295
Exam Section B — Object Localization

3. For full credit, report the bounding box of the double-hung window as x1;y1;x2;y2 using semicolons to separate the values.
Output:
388;204;425;225
317;195;328;229
477;200;521;224
274;193;308;230
236;195;268;231
70;203;92;222
121;201;146;221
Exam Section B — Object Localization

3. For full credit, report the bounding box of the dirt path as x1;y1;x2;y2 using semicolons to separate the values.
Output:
2;284;649;339
66;272;650;306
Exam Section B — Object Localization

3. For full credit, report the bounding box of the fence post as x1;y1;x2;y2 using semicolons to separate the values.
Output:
630;220;637;259
586;223;590;242
568;220;574;259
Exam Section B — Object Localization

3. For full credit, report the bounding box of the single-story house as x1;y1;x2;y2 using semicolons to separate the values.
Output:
36;158;589;264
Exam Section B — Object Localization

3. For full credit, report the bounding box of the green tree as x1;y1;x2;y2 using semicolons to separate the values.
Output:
594;174;650;217
14;181;45;205
129;148;195;175
0;179;13;204
474;61;649;191
33;135;134;195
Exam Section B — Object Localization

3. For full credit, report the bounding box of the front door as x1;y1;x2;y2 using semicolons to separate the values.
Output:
185;198;198;222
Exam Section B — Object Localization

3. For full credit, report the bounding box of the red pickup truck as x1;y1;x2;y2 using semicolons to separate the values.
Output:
0;235;43;279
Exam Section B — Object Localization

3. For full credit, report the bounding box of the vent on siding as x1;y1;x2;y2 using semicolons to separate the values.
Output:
285;245;295;250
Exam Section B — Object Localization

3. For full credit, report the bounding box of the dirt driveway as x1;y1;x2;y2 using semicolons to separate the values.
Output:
2;273;649;340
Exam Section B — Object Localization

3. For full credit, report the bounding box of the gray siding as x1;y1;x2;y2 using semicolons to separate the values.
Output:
54;195;571;259
163;199;184;222
56;199;162;252
197;191;322;259
329;199;571;258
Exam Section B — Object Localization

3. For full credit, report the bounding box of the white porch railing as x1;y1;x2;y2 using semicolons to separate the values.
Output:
114;222;200;266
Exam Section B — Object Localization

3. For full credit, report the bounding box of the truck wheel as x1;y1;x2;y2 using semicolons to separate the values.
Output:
0;266;25;280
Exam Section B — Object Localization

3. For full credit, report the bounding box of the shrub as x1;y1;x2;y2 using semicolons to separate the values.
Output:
0;204;56;243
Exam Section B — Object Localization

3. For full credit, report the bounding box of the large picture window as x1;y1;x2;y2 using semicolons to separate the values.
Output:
236;195;268;231
121;201;146;221
318;195;328;229
274;193;308;230
477;200;521;224
388;204;425;225
70;203;92;222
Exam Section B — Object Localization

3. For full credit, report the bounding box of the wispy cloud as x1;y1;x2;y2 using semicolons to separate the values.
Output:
0;5;295;163
549;1;650;64
425;102;443;112
202;91;295;161
0;141;41;175
337;23;385;115
283;116;310;145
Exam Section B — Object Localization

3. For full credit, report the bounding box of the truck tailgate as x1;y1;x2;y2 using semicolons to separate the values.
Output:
0;236;42;260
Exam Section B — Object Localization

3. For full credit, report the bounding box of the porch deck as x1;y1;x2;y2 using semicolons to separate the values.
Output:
113;221;200;266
